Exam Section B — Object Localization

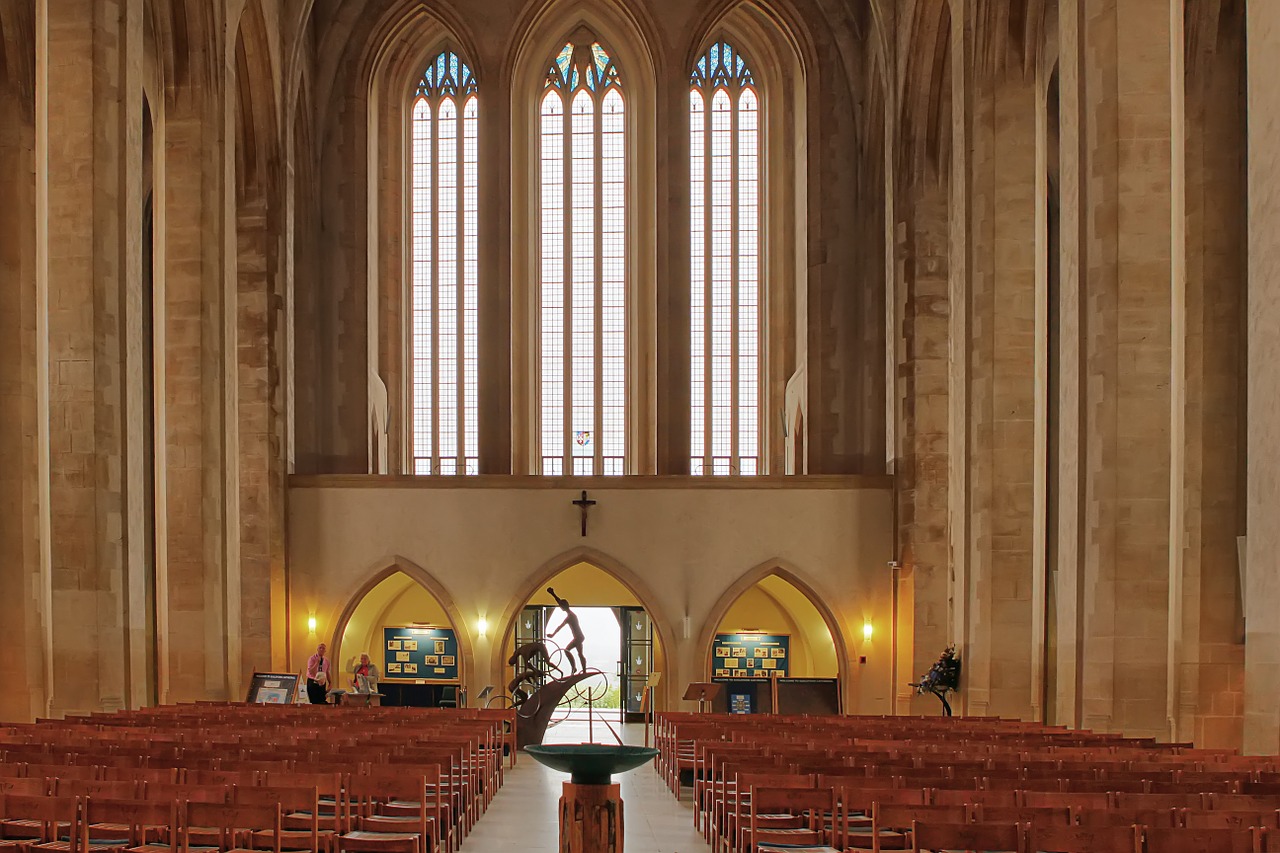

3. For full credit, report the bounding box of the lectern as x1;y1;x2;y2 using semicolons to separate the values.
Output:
682;682;722;714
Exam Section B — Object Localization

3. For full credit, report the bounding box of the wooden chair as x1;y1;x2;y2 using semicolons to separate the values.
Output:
1026;825;1139;853
235;786;330;853
1;795;80;853
863;804;968;852
1074;807;1180;828
909;820;1023;853
1184;810;1280;831
75;799;177;853
975;805;1073;828
1138;827;1254;853
174;801;282;853
748;787;838;853
340;775;439;853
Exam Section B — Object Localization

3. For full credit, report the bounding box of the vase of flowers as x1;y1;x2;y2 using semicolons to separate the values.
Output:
910;646;961;716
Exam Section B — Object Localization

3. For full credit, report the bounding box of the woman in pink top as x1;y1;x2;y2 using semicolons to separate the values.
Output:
305;642;331;704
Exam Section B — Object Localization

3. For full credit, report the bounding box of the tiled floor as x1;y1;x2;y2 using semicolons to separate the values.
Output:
464;717;708;851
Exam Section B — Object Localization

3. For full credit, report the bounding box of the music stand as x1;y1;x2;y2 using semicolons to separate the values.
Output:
682;682;722;714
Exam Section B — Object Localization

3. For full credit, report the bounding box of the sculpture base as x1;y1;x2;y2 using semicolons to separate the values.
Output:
558;782;623;853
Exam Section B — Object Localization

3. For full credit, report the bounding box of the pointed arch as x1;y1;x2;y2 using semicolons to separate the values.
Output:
491;546;678;708
695;558;852;710
328;555;476;688
509;0;659;474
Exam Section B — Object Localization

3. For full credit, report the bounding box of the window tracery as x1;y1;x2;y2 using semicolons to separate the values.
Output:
410;49;479;475
690;40;760;475
539;37;627;475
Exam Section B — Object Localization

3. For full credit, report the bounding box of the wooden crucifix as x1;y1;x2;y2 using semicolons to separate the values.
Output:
572;490;597;537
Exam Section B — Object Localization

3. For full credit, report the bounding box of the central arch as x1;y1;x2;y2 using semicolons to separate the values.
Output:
491;546;678;712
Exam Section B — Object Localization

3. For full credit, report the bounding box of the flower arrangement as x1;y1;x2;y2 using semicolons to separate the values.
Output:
911;645;961;716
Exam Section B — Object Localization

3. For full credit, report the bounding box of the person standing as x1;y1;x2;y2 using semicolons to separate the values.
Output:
305;643;331;704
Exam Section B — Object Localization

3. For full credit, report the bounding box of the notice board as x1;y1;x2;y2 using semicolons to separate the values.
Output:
383;626;459;682
712;632;790;679
245;671;301;704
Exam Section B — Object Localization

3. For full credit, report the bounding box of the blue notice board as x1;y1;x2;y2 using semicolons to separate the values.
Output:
383;626;460;682
712;632;790;679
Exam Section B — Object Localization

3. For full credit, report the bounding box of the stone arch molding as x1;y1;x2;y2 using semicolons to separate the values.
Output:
491;546;679;709
328;556;476;689
695;558;853;710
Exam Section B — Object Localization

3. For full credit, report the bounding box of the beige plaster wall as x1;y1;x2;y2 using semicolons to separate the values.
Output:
287;477;894;714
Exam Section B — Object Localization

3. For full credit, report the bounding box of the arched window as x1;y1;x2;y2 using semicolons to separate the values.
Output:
690;40;759;475
539;37;626;476
410;50;479;475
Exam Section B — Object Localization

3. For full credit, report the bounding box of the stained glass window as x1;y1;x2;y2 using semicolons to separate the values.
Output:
540;38;626;475
411;50;479;475
690;40;759;475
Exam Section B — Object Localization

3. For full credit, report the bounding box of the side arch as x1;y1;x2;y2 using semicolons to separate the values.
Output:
328;556;476;692
695;558;852;711
491;546;679;710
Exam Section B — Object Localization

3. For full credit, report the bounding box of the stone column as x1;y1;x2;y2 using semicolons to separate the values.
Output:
0;5;43;721
41;0;146;714
1243;0;1280;756
964;69;1038;719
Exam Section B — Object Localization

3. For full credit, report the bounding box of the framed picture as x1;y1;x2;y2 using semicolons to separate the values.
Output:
754;648;768;658
403;640;418;652
403;663;418;674
434;640;446;654
396;652;410;662
732;648;746;658
387;663;402;673
771;648;786;658
725;658;739;668
442;656;456;666
424;655;440;666
387;640;402;651
762;658;777;669
715;647;729;658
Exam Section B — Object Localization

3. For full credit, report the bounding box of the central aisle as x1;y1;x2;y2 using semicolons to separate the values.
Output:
464;719;709;851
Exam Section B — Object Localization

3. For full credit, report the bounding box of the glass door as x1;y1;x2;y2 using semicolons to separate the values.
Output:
512;606;549;702
618;606;652;723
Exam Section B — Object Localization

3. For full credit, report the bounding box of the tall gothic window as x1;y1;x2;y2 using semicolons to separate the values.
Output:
410;50;479;475
539;37;626;475
690;41;760;475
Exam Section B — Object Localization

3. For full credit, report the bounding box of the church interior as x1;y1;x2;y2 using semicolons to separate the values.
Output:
4;0;1280;833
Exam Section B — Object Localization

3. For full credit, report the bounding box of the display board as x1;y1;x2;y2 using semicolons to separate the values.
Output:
245;671;301;704
383;626;459;682
712;632;790;679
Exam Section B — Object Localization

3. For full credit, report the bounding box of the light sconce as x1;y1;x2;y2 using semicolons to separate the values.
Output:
863;621;874;641
477;617;489;638
307;615;318;634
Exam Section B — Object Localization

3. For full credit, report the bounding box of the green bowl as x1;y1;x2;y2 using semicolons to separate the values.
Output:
523;744;660;785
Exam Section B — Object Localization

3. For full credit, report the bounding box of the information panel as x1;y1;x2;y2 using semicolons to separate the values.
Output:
712;632;790;679
245;671;301;704
383;626;460;682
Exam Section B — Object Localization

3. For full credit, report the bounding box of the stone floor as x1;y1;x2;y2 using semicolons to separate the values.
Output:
463;716;708;851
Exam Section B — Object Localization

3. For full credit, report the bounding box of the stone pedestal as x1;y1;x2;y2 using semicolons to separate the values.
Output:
558;782;623;853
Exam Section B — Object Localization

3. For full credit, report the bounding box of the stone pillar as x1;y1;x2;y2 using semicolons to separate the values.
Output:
1243;0;1280;756
237;197;286;685
964;69;1038;719
654;65;690;475
0;5;43;721
41;0;146;714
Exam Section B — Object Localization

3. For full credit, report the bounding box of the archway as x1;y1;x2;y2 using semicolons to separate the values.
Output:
697;562;849;714
493;548;675;718
329;560;474;706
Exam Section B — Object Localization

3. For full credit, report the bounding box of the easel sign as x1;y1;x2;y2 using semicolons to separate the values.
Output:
245;671;301;705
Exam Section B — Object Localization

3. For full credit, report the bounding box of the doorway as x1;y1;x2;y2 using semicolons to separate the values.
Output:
507;561;664;725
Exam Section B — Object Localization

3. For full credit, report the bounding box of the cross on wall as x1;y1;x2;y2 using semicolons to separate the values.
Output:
572;490;597;537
